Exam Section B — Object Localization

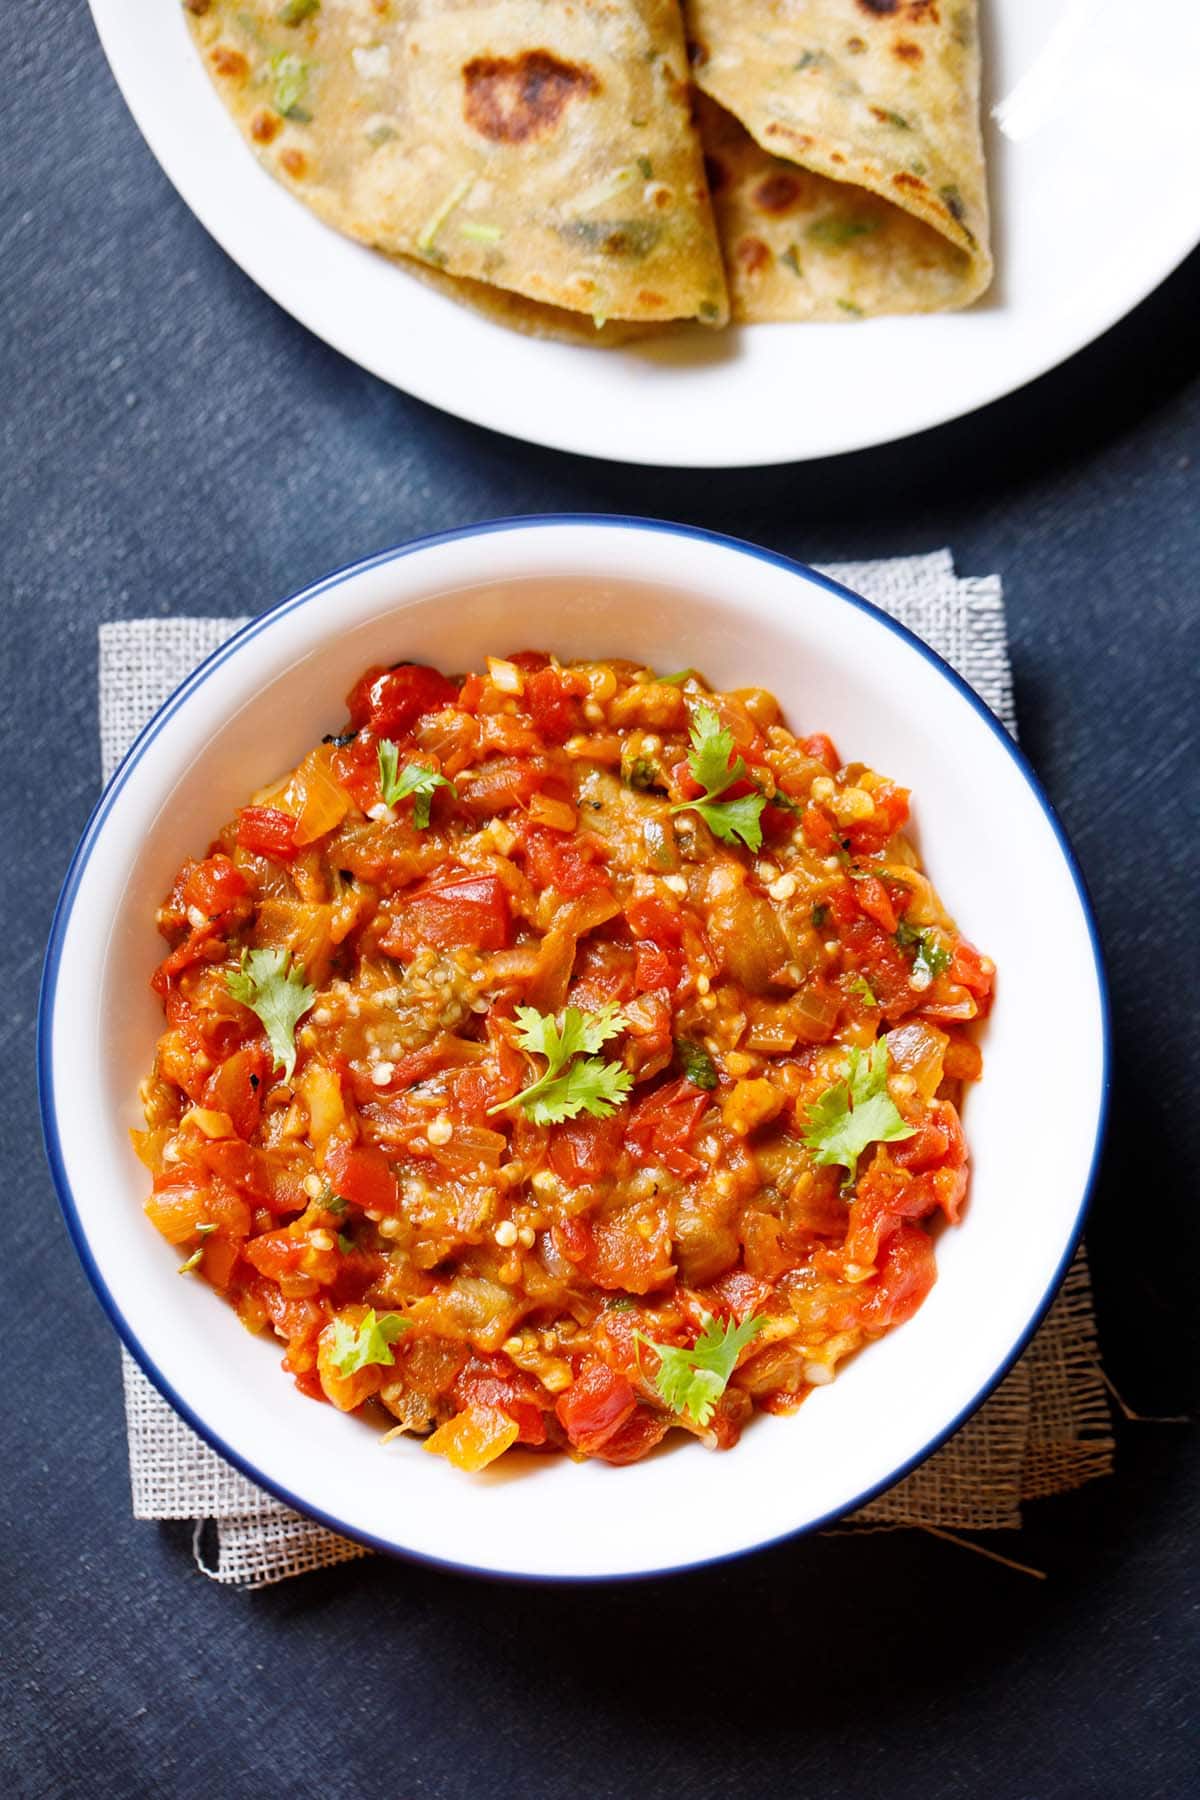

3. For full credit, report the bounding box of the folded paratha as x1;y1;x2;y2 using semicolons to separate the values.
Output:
184;0;729;332
686;0;992;320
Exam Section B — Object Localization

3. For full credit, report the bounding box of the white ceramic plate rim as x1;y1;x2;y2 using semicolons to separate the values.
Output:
86;1;1200;466
40;518;1110;1580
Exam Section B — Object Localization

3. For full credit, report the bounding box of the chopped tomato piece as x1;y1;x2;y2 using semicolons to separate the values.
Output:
844;783;910;856
453;1354;549;1446
242;1229;308;1282
196;1138;276;1209
329;733;385;812
802;733;840;772
857;1224;937;1330
323;1141;400;1215
891;1103;965;1176
837;911;920;1021
853;874;899;934
521;825;612;897
548;1110;626;1186
550;1215;594;1265
150;923;224;995
525;666;585;744
951;941;994;999
345;662;458;738
235;806;298;862
634;941;681;992
555;1358;638;1455
588;1207;674;1293
457;759;546;817
625;1077;710;1179
708;1268;773;1323
802;803;839;853
380;874;511;959
182;854;247;918
203;1044;270;1140
591;1405;670;1465
625;895;683;945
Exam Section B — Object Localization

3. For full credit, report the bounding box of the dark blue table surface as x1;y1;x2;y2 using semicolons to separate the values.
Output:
4;4;1197;1796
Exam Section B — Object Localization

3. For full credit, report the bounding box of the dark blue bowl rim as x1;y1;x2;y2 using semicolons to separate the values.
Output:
37;514;1111;1585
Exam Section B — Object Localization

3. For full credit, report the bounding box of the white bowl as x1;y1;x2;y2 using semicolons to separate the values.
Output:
39;518;1108;1581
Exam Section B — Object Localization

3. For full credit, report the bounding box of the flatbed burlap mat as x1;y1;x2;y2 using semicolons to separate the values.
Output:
100;552;1112;1587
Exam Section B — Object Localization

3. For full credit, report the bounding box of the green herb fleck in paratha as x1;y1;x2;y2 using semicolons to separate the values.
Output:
417;177;472;256
806;215;879;249
270;52;310;121
560;219;662;260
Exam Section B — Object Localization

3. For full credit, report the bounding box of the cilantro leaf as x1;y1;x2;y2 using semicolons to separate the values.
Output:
670;703;766;852
516;1000;626;1062
656;668;696;686
802;1041;916;1183
687;703;743;795
328;1309;409;1378
894;920;952;986
675;1036;718;1090
694;793;766;852
488;1004;631;1123
847;974;878;1007
914;936;952;982
522;1057;633;1126
225;947;314;1081
377;740;456;827
637;1312;766;1426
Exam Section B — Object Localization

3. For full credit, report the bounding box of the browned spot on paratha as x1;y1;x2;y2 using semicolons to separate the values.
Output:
752;172;804;215
737;236;771;275
893;40;923;63
765;122;814;151
462;50;598;144
893;171;927;190
857;0;899;14
211;46;247;80
250;110;281;144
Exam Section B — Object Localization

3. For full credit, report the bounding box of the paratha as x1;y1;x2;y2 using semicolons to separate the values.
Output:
686;1;992;320
184;0;729;331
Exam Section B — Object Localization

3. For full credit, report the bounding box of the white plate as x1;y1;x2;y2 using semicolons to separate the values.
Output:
89;3;1200;459
40;519;1109;1581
